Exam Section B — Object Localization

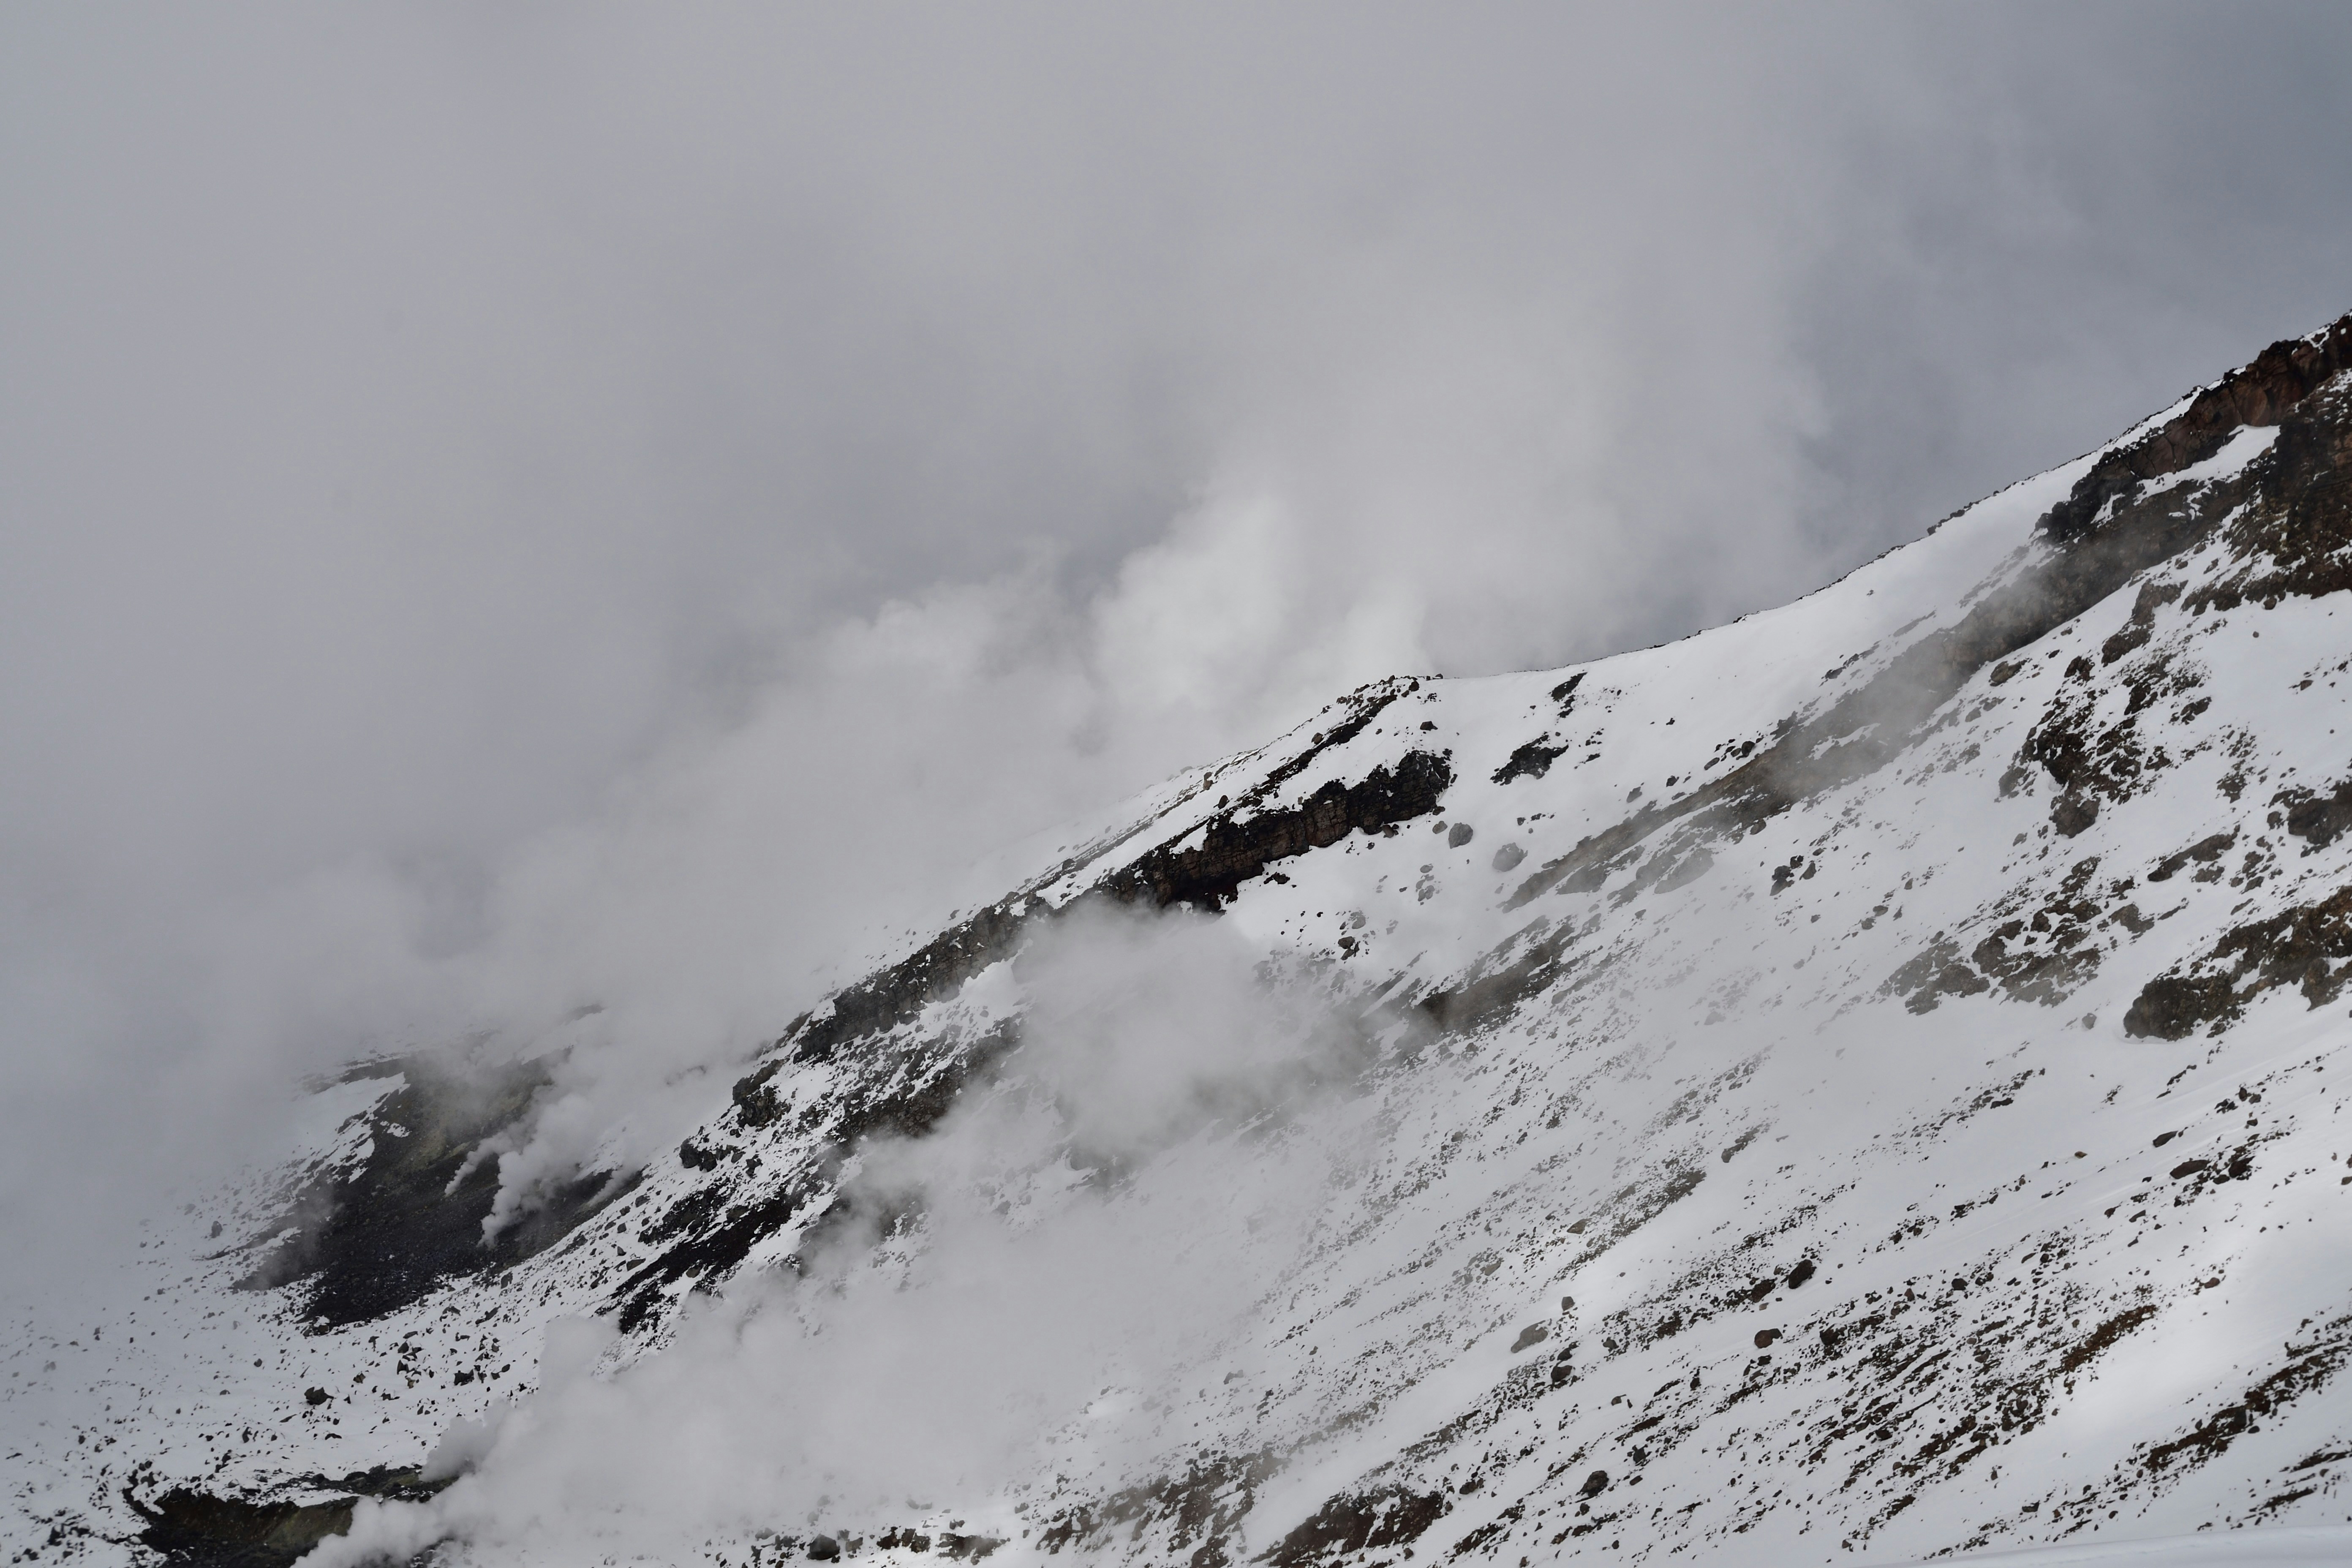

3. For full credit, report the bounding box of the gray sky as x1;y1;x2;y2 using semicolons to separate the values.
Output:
5;3;2352;1282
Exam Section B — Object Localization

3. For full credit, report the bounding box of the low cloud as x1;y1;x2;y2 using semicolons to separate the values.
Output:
313;903;1391;1564
6;0;2352;1364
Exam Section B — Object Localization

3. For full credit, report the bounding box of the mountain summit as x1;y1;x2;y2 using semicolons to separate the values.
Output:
14;315;2352;1568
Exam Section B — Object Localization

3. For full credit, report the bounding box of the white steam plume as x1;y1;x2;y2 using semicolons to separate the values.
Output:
310;904;1391;1565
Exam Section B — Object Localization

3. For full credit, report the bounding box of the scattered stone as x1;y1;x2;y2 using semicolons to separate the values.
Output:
2277;778;2352;851
2052;793;2099;838
1259;1486;1450;1568
1494;740;1568;784
2150;832;2237;882
2125;883;2352;1039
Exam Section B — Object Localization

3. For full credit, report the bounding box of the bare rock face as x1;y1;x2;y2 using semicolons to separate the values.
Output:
1108;746;1455;911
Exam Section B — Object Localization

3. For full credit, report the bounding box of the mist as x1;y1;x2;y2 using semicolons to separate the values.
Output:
313;903;1393;1565
8;0;2352;1331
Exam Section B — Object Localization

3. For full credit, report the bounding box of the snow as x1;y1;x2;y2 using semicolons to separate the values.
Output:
1913;1523;2352;1565
13;363;2352;1566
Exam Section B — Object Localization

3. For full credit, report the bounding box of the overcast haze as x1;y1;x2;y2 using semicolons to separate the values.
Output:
5;3;2352;1297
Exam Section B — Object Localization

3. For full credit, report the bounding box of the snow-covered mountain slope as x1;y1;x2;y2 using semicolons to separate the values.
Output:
14;314;2352;1568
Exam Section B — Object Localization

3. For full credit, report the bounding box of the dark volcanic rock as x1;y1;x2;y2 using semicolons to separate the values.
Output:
1105;751;1454;911
1258;1486;1449;1568
1501;321;2352;934
2042;312;2352;544
2050;793;2099;838
238;1056;631;1328
2278;778;2352;852
2183;376;2352;614
1042;1450;1281;1566
1494;739;1568;784
123;1486;373;1568
2150;833;2237;882
2123;975;2242;1042
2124;883;2352;1040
